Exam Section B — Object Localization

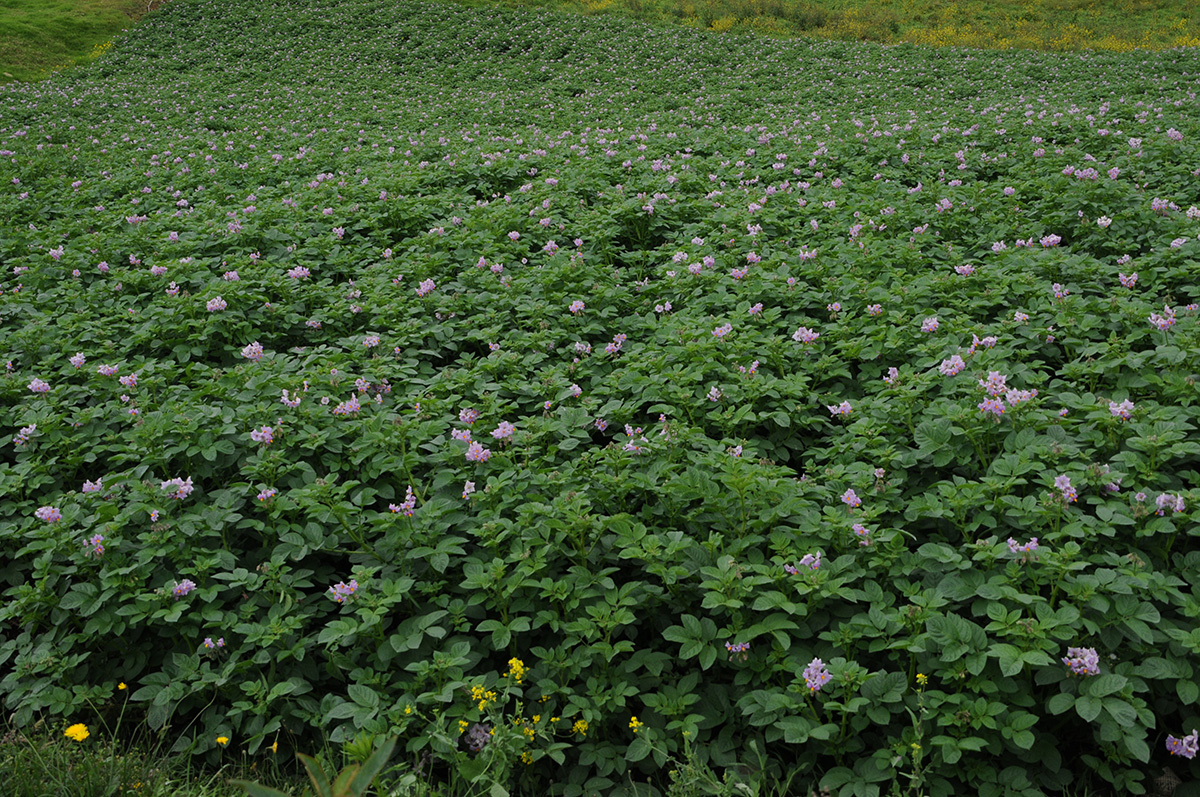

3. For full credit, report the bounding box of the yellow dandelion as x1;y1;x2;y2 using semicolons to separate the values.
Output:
216;736;229;747
64;723;90;742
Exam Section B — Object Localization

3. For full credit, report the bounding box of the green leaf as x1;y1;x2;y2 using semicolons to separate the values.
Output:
1083;673;1128;698
776;716;812;743
1102;698;1137;726
228;781;294;797
1178;680;1200;704
349;736;396;795
1046;693;1075;715
625;736;652;762
1075;695;1102;722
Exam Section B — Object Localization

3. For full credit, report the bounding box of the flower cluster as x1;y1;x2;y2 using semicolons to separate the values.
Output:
250;426;274;445
803;658;831;692
1108;399;1134;420
792;326;819;344
503;657;527;683
35;506;61;523
162;477;194;501
939;355;965;376
1061;646;1100;677
241;341;264;362
826;401;852;417
390;485;417;516
465;441;491;462
1054;475;1078;504
172;579;197;598
1166;730;1199;759
328;580;358;603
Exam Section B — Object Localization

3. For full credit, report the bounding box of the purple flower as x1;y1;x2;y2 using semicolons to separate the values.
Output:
979;371;1008;397
921;317;939;333
82;478;102;494
568;300;585;314
28;378;51;394
712;322;733;338
797;552;822;570
827;401;852;417
725;641;750;654
416;279;436;297
391;485;417;516
84;533;105;557
462;481;476;499
257;488;277;502
1149;305;1177;332
206;296;227;312
250;426;274;445
329;579;358;603
69;353;86;369
1055;475;1078;504
241;340;265;362
202;637;226;651
939;355;965;376
35;506;62;523
792;326;819;344
1118;272;1138;288
287;266;310;280
491;421;515;441
1062;647;1100;677
1156;493;1186;515
841;489;861;508
1166;730;1199;759
1109;399;1134;420
172;579;197;598
803;658;831;692
1007;537;1039;555
466;441;491;463
978;398;1006;418
162;477;194;501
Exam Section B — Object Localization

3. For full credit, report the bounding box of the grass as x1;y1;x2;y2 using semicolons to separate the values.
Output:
0;715;309;797
457;0;1200;50
2;0;1197;84
0;0;169;82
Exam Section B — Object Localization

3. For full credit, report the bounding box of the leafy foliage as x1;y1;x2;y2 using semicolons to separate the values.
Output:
1;2;1199;796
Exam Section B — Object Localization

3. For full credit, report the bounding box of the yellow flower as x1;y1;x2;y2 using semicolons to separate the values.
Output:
916;673;928;685
629;716;644;733
216;736;229;747
64;723;90;742
520;751;533;764
269;741;278;754
118;682;127;691
504;657;527;684
404;705;413;715
458;720;469;733
572;719;588;736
